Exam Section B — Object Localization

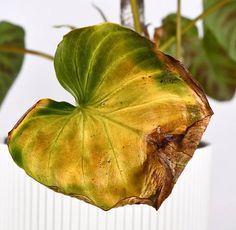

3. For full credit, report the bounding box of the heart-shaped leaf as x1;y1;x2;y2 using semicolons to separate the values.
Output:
204;0;236;62
0;21;25;105
157;14;236;100
8;23;212;210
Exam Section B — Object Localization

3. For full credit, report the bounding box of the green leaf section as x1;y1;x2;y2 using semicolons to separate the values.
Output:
0;21;25;105
8;23;212;210
54;23;157;106
158;14;236;101
204;0;236;62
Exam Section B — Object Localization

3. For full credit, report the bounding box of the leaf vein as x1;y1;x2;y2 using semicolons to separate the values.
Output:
89;46;150;101
83;30;132;100
92;69;161;106
102;120;126;185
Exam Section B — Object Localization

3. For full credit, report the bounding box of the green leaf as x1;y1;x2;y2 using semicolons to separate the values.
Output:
155;14;199;59
8;23;212;210
204;0;236;62
202;28;236;100
158;14;236;100
0;21;25;105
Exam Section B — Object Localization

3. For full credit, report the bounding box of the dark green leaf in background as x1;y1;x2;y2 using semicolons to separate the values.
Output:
204;0;236;62
202;28;236;100
157;14;236;101
0;21;25;105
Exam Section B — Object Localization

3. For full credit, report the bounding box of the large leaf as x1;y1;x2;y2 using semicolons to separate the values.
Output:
0;21;25;105
157;14;236;100
204;0;236;62
8;23;212;211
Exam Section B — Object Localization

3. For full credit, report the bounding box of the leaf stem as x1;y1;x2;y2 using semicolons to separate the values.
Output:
160;0;232;51
130;0;142;34
0;46;54;60
92;3;108;22
176;0;182;59
53;24;77;30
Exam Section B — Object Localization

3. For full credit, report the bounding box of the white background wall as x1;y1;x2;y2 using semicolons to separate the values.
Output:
0;0;235;229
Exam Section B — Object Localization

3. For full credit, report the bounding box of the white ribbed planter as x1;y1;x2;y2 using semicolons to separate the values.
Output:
0;143;212;230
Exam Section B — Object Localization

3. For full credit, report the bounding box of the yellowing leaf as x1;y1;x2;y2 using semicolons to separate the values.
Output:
8;23;212;210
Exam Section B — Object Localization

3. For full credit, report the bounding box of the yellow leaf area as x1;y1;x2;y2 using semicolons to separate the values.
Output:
8;23;212;211
8;69;211;210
